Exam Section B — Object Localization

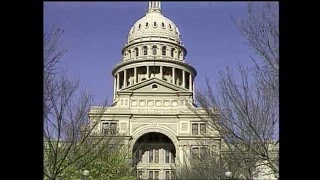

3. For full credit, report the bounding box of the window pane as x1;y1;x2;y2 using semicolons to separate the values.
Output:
155;171;159;180
149;150;154;163
162;46;166;55
200;123;206;134
139;148;143;163
171;150;175;163
110;123;117;134
192;124;198;135
165;171;170;180
171;170;176;179
143;47;147;55
149;171;153;180
102;122;109;134
192;147;199;158
165;149;170;163
171;48;174;57
152;46;157;55
155;149;159;163
200;147;207;158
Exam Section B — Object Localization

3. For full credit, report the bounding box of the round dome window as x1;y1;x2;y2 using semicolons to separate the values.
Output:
152;84;158;90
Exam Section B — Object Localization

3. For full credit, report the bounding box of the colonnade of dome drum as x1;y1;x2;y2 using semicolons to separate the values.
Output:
113;65;194;93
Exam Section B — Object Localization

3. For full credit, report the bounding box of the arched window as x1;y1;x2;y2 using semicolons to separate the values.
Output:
169;24;172;30
128;50;131;58
154;22;157;27
162;46;166;56
138;24;141;29
143;46;147;55
171;48;175;57
162;22;165;28
152;45;157;55
135;47;139;57
178;50;181;59
146;22;149;27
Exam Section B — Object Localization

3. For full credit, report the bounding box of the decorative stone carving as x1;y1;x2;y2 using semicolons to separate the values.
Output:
172;100;177;107
155;100;161;106
139;100;146;106
128;75;134;86
148;100;154;107
138;73;148;82
163;74;172;83
150;73;161;79
163;100;170;107
132;100;137;106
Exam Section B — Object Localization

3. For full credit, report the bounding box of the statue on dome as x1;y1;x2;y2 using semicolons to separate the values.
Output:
163;74;172;83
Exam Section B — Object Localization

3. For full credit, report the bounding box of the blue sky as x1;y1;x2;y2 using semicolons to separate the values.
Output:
44;2;254;105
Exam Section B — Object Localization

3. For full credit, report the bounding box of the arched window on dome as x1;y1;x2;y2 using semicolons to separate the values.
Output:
162;22;165;28
128;50;131;59
178;50;182;60
146;22;149;27
143;46;147;55
154;22;157;27
162;46;166;56
152;45;157;55
171;48;175;58
169;24;172;30
138;24;141;29
135;47;139;57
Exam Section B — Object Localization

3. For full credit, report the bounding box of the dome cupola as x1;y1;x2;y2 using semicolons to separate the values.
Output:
126;1;183;47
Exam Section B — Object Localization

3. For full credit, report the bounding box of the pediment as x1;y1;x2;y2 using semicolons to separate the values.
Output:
121;78;187;93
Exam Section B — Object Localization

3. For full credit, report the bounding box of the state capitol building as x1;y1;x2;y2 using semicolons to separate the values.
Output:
89;2;221;179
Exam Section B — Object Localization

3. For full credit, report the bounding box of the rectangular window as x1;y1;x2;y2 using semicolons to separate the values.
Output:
102;122;109;135
200;146;207;158
165;171;170;180
149;150;154;163
102;121;119;135
154;171;159;180
171;170;176;180
192;123;198;135
200;123;206;134
192;147;199;158
137;170;143;180
149;171;153;180
110;123;117;134
155;149;159;163
165;149;170;163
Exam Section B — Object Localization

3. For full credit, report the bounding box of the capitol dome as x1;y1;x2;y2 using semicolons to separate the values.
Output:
126;2;183;46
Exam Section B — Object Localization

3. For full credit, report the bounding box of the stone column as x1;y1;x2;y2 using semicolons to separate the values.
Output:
117;73;120;90
182;70;185;88
113;76;116;99
160;66;163;80
134;67;137;84
189;74;192;91
179;145;183;164
124;70;127;88
172;67;175;84
193;79;195;101
146;66;149;79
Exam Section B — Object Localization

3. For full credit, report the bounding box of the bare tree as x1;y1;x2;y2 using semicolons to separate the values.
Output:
181;2;279;179
235;2;279;99
43;27;133;179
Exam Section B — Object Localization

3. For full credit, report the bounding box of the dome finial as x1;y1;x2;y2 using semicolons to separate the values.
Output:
147;1;161;13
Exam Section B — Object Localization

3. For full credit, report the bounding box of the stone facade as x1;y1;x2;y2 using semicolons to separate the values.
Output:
88;1;220;179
